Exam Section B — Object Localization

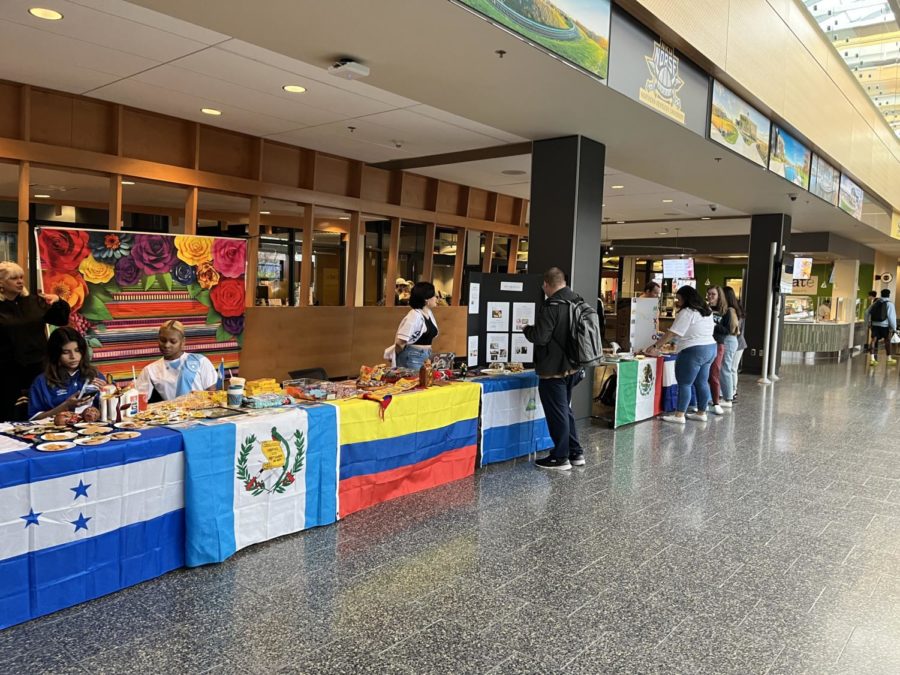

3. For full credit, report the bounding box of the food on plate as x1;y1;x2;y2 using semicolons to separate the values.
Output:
110;431;141;440
78;426;113;435
36;441;76;452
75;435;111;446
53;411;80;427
81;406;102;422
42;431;77;441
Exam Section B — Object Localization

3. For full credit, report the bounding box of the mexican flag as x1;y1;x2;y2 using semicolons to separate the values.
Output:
614;358;663;427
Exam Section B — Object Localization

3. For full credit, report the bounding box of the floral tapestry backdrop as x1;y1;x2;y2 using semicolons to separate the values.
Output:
36;227;247;382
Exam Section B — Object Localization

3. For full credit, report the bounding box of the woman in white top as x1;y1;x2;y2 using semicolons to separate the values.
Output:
644;286;717;424
136;320;218;400
393;282;439;371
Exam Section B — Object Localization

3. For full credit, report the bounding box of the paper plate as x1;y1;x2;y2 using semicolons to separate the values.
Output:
78;426;113;436
36;441;76;452
41;432;78;442
74;435;111;446
109;431;141;441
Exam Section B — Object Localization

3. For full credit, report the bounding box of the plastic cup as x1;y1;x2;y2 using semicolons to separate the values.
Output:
138;393;148;412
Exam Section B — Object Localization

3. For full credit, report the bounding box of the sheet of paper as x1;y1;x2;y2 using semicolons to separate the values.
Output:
467;335;479;367
500;281;524;292
468;282;480;314
0;434;32;455
486;333;509;363
486;302;510;332
512;302;535;332
511;333;533;363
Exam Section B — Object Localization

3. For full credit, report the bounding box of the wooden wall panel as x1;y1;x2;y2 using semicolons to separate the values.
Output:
496;194;515;224
72;99;114;155
468;188;489;221
361;165;391;203
400;172;429;210
199;126;255;178
261;141;301;186
30;90;73;147
725;0;787;117
240;305;466;381
436;181;461;214
122;109;193;168
628;0;729;67
0;83;21;140
315;153;352;195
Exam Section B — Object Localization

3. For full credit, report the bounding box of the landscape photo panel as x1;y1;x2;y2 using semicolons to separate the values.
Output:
709;80;770;167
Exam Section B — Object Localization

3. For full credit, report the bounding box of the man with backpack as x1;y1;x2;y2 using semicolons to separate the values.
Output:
866;288;897;366
524;267;601;470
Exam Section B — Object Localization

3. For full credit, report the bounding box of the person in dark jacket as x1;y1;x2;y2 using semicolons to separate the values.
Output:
0;262;70;421
523;267;585;471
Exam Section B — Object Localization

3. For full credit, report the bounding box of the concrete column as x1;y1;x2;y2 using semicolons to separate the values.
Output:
874;252;898;297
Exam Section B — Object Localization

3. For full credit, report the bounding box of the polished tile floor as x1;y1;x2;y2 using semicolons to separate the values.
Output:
5;358;900;674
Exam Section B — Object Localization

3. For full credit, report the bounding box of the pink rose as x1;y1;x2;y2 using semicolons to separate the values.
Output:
212;239;246;279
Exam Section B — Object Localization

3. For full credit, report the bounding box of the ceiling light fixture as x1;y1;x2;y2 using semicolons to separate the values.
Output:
34;194;51;198
282;85;307;93
338;215;350;220
701;217;711;220
501;169;527;176
201;108;222;116
611;185;624;190
616;220;625;224
260;211;271;215
662;199;674;203
122;180;135;185
29;8;63;20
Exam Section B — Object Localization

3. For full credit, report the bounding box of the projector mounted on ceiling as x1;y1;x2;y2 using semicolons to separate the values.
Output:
328;58;370;80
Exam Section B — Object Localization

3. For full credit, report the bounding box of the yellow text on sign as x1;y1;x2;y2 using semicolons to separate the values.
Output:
261;440;286;470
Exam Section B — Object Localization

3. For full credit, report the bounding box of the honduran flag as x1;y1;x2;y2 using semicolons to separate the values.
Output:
613;357;664;427
180;405;340;567
477;371;553;465
333;382;481;518
0;428;185;629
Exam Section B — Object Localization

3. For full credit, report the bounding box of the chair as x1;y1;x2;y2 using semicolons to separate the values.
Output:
288;367;329;381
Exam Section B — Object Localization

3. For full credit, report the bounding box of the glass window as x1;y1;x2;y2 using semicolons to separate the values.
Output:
398;221;426;284
433;228;460;303
363;219;390;305
257;229;292;306
311;230;345;306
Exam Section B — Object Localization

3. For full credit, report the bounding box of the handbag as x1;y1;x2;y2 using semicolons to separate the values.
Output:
890;331;900;345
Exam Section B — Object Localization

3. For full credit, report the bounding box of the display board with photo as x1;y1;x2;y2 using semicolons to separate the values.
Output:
457;0;611;80
839;174;864;220
768;126;811;190
809;155;840;206
709;80;770;167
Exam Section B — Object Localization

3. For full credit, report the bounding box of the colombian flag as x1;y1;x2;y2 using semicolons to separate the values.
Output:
332;382;481;518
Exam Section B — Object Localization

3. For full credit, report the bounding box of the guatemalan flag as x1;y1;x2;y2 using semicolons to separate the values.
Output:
0;428;185;629
180;405;339;566
477;371;553;465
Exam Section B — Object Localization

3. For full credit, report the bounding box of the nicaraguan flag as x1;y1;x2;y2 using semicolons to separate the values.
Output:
181;405;339;566
478;371;552;465
0;428;185;629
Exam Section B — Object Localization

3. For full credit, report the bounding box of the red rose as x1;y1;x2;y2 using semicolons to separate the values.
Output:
210;278;245;317
39;230;90;272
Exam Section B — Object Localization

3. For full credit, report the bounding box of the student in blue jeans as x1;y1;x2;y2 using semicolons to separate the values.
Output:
644;286;717;424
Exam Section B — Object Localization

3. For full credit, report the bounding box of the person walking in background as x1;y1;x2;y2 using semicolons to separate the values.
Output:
723;286;746;402
864;289;878;355
645;286;716;424
524;267;585;471
719;286;742;408
706;286;728;415
866;289;896;366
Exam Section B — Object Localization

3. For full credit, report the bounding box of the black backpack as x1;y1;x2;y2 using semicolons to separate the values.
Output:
550;297;603;367
871;299;888;322
596;372;617;406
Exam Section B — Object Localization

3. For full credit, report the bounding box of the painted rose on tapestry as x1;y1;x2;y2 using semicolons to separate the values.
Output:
36;227;247;382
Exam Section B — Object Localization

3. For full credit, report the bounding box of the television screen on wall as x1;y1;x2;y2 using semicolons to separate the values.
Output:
792;257;812;281
663;258;694;279
456;0;611;80
809;155;840;206
709;80;770;167
839;174;864;220
769;126;812;190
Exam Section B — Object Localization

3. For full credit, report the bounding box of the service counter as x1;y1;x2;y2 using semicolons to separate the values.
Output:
781;320;865;362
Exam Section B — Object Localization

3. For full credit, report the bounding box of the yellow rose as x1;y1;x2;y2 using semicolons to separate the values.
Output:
175;236;213;266
196;261;221;289
78;255;114;284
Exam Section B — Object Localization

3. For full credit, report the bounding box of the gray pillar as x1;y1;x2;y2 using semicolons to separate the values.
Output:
743;213;791;374
529;135;605;418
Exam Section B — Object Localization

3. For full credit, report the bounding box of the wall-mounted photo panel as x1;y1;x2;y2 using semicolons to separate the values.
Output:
839;174;864;220
769;126;812;190
607;7;709;135
809;155;840;206
709;80;770;167
457;0;611;80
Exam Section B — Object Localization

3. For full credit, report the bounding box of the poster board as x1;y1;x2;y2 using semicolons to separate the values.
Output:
466;273;544;367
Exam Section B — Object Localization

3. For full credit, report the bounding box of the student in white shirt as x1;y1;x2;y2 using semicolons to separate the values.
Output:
644;286;717;424
136;320;218;401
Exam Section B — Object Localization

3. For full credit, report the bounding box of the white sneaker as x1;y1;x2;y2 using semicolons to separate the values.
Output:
710;405;725;415
688;406;698;413
661;414;685;424
685;412;708;422
720;400;733;408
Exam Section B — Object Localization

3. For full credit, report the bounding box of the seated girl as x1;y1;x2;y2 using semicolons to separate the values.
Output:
136;320;218;401
29;327;106;420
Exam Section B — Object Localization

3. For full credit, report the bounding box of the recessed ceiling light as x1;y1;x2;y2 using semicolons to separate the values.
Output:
338;215;350;220
29;8;63;20
662;199;674;203
656;231;669;235
34;194;51;198
700;217;711;220
122;180;135;185
611;185;624;190
282;85;307;93
201;108;222;116
616;220;625;224
602;203;606;207
501;169;527;176
260;211;271;215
